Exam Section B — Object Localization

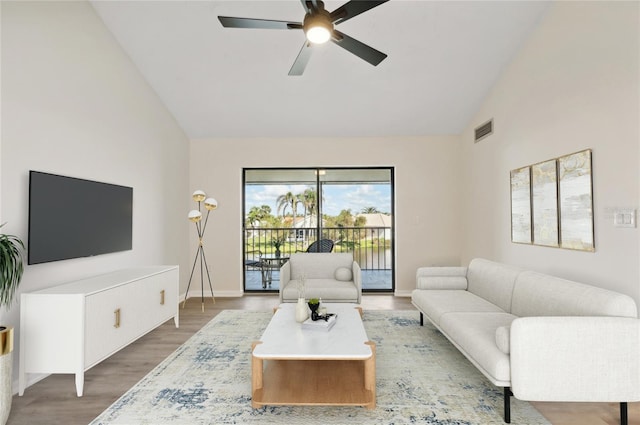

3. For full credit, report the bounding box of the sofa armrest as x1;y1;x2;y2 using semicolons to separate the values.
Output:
510;316;640;402
279;260;291;303
352;261;362;304
416;266;468;290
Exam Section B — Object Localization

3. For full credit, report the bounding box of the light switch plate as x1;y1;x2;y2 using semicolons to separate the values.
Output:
614;209;636;228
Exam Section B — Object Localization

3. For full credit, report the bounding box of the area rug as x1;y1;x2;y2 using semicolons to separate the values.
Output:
90;310;550;425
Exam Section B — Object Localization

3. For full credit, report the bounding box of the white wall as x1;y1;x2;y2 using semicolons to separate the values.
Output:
190;136;463;297
1;1;190;386
460;1;640;304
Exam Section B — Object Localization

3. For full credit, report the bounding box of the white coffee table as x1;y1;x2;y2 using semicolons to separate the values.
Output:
251;303;376;409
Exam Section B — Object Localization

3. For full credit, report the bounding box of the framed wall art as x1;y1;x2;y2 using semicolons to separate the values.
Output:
510;166;532;244
558;149;594;251
531;159;558;247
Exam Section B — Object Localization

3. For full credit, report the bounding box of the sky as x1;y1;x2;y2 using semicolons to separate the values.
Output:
245;184;391;217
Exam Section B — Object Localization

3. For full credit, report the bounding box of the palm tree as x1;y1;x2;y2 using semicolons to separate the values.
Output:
361;206;380;214
301;188;317;224
293;188;316;242
276;192;298;227
276;192;291;219
246;205;271;228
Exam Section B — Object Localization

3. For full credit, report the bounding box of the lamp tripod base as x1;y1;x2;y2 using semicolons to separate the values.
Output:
181;296;215;310
183;241;216;312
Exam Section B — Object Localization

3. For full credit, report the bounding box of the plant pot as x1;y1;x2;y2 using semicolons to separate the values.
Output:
0;327;13;425
308;303;320;320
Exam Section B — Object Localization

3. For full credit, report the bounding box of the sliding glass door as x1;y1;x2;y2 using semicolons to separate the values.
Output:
243;167;394;293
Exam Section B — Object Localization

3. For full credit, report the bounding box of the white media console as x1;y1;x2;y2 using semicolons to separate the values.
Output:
18;266;179;396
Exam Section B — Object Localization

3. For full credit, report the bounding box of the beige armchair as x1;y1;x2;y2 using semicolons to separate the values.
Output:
279;253;361;303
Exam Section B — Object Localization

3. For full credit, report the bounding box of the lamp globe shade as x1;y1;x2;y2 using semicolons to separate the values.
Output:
192;190;206;202
188;210;202;222
204;197;218;211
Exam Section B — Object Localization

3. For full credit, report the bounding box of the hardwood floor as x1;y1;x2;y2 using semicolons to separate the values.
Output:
8;295;638;425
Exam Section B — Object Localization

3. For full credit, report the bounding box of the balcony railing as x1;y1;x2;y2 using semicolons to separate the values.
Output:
244;226;392;271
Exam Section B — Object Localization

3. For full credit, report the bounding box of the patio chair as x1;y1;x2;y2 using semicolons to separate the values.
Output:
297;239;334;253
244;250;263;268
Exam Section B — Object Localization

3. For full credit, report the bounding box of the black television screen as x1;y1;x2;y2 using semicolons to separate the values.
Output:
28;171;133;265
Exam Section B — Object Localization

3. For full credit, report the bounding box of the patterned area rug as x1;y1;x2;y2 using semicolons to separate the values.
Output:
90;310;550;425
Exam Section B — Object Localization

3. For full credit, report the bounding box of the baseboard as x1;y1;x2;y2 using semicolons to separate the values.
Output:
182;289;244;300
182;290;411;299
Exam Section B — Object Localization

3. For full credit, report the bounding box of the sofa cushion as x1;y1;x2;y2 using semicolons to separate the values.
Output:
495;326;510;354
510;316;640;401
289;253;353;280
334;267;353;282
466;258;522;313
411;289;505;326
281;278;358;303
416;267;468;290
512;271;638;318
439;312;517;384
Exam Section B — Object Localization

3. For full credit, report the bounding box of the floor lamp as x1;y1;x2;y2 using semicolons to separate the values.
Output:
183;190;217;312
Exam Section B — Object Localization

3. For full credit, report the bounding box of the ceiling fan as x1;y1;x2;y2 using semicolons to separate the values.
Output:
218;0;389;76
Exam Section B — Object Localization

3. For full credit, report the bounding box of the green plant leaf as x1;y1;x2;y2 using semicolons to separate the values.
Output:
0;225;25;308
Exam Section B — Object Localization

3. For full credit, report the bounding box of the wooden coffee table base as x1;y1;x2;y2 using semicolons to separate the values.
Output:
251;341;376;409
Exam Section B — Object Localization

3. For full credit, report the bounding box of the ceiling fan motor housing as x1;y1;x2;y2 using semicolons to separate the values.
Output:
303;8;333;44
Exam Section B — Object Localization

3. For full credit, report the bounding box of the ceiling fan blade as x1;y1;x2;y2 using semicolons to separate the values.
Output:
300;0;311;14
289;41;314;76
218;16;302;30
330;0;389;25
331;30;387;66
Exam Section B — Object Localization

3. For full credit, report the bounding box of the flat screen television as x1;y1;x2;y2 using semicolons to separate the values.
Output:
28;171;133;265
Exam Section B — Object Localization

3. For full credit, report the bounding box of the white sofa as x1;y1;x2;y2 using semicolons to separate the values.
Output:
411;258;640;424
279;253;362;303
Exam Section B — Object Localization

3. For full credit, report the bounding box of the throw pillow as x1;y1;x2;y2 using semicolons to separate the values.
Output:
334;267;353;282
495;326;510;354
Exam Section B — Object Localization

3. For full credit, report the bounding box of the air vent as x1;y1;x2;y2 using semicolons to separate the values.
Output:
474;119;493;143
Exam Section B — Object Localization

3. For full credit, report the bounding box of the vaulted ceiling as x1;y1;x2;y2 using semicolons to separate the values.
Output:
90;1;550;139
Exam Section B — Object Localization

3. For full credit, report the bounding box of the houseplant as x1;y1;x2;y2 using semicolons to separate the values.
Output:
271;236;285;257
0;224;25;425
307;298;320;320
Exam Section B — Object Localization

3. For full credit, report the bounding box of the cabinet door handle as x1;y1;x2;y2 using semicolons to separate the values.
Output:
160;290;165;305
114;308;121;328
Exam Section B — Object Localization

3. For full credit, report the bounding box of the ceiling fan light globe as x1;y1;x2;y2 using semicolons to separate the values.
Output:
306;26;331;44
303;11;332;45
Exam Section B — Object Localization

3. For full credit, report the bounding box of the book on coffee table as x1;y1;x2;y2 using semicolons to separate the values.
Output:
301;314;337;331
